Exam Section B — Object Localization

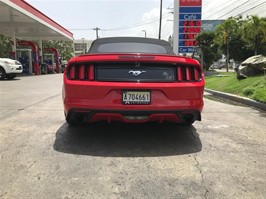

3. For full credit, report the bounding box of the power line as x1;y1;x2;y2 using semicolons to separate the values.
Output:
69;0;265;40
237;2;266;16
217;0;253;19
68;12;170;32
102;13;170;31
204;0;238;19
69;28;94;30
204;0;265;20
201;1;265;34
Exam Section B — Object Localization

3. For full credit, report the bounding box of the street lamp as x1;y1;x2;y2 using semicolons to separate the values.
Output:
142;30;147;38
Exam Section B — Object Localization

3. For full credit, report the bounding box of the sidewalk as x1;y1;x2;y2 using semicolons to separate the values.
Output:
205;88;266;111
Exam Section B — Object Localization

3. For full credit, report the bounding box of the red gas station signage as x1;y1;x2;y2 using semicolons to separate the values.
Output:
179;0;202;6
178;0;202;53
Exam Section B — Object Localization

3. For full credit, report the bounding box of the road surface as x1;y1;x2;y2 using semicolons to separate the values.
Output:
0;74;265;199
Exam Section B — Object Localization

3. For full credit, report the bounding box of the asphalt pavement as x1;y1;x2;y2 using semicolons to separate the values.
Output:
0;74;265;199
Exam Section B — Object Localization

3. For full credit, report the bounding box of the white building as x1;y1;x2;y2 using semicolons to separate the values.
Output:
73;39;93;56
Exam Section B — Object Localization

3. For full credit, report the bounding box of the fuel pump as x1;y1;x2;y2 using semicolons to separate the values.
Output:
16;49;33;74
17;40;40;75
43;48;60;73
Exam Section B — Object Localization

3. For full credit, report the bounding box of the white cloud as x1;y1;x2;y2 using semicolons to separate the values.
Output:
118;7;173;40
98;7;173;41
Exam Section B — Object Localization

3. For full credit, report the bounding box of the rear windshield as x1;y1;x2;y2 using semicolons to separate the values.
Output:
96;42;168;54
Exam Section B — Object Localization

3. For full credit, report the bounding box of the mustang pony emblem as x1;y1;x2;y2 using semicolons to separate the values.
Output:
129;70;146;76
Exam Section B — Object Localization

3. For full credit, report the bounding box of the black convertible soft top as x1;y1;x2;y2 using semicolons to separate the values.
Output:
87;37;175;55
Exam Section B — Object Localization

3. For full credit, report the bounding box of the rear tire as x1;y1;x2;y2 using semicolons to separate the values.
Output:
0;67;6;80
66;117;78;126
181;120;195;126
181;115;195;126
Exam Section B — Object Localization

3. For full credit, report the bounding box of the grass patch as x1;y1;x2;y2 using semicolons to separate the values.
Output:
205;72;266;103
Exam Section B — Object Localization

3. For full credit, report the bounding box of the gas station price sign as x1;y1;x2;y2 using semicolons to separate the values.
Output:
178;0;202;53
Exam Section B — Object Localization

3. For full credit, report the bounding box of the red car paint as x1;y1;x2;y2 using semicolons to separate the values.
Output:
63;38;204;125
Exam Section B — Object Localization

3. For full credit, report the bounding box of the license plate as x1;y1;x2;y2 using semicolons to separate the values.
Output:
122;91;151;104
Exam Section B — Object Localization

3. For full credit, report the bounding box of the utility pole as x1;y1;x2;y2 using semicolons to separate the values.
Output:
93;27;100;39
224;31;229;72
142;30;147;38
226;38;229;72
158;0;162;39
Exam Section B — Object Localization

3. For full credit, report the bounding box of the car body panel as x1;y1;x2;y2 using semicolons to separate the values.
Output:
62;37;204;125
0;58;23;74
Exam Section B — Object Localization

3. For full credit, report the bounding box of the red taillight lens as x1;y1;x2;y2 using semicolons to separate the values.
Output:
186;66;192;81
177;65;201;82
68;64;94;81
88;65;94;80
177;66;183;81
69;65;75;79
79;65;85;80
194;68;200;80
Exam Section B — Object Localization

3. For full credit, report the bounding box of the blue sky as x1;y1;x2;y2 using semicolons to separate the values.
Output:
27;0;266;40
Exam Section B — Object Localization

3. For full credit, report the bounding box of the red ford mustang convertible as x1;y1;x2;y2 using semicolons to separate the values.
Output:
62;37;204;125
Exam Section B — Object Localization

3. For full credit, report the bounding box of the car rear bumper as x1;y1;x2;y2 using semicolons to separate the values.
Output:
63;80;204;124
65;109;201;124
63;92;203;124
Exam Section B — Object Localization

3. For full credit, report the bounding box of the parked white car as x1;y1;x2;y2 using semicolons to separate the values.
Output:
0;58;23;80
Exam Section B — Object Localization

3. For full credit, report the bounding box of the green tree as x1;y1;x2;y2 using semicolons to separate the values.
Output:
228;36;253;62
195;31;220;70
0;34;12;58
215;17;237;51
242;15;266;55
214;16;262;65
42;40;74;61
0;35;74;61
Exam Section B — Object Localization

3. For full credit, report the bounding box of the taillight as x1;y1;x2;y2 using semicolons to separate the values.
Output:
177;66;183;81
69;65;76;79
186;66;192;81
79;65;85;80
88;65;94;81
67;64;94;81
177;65;201;82
194;68;200;80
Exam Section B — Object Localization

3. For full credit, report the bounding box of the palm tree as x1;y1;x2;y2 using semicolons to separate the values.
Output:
242;15;266;55
215;17;238;71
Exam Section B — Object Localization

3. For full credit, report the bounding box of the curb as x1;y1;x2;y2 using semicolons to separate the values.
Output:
204;88;266;111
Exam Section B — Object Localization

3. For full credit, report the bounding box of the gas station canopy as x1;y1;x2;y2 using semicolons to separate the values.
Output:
0;0;73;41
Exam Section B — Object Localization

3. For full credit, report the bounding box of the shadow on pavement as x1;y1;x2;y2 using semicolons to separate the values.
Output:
53;122;202;157
0;78;20;81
